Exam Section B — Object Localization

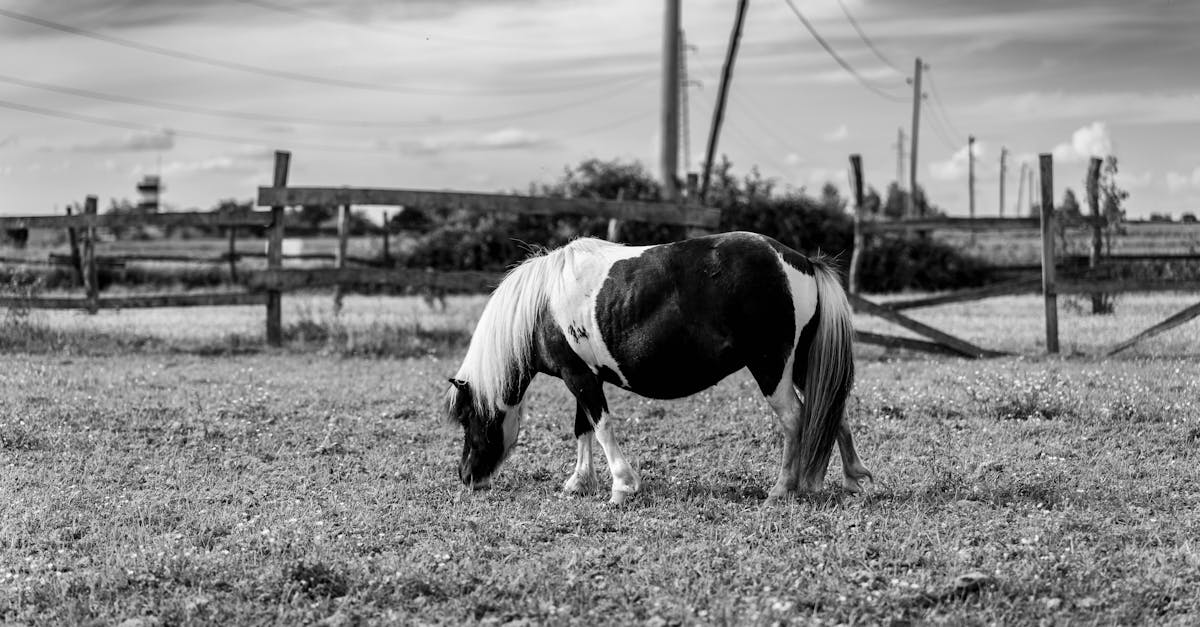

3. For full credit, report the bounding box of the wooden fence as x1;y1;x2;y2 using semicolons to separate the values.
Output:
0;150;720;346
845;152;1200;357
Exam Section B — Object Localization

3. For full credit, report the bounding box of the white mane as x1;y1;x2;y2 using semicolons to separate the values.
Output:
455;238;617;414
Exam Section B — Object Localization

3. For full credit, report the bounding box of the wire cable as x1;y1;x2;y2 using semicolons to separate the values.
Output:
779;0;907;102
0;8;645;97
835;0;905;75
924;70;966;142
0;72;653;130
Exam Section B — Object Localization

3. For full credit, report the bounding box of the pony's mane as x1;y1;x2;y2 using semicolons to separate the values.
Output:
454;238;616;415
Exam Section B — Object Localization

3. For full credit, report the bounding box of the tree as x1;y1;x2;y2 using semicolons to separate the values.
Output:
1059;188;1082;221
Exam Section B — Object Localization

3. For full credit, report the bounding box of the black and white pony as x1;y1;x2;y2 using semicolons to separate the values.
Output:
445;232;872;504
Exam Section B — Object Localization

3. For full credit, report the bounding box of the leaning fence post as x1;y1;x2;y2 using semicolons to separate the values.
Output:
606;189;625;243
1038;153;1059;354
847;154;865;295
334;202;348;312
82;195;99;314
381;210;391;266
266;150;291;346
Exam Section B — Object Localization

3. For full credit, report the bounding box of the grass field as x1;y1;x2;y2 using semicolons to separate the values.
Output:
2;294;1199;624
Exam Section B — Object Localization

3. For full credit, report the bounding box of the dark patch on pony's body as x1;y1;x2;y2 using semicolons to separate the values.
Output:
591;232;813;399
566;324;588;342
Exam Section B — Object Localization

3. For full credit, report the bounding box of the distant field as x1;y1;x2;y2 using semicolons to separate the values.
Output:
2;293;1197;624
938;221;1200;266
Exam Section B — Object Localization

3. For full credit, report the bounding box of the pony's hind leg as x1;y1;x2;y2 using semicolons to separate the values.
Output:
765;383;804;500
837;421;874;492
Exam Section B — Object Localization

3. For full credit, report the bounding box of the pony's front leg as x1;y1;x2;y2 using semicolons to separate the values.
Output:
837;421;874;492
562;430;599;496
593;413;641;505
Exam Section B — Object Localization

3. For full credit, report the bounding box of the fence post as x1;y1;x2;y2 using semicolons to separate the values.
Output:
381;210;391;266
266;150;291;346
1038;153;1059;354
66;205;84;286
606;189;626;243
684;173;710;239
227;223;239;282
847;154;865;295
82;195;99;314
334;203;348;312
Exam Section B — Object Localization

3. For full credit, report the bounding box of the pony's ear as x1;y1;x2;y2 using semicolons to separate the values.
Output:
448;378;469;391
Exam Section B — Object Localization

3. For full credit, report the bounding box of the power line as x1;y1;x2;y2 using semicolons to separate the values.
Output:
0;72;653;130
780;0;907;102
924;70;966;142
234;0;649;50
835;0;905;75
0;8;644;97
0;98;385;153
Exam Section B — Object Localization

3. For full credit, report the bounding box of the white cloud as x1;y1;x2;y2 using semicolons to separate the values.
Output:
1165;167;1200;192
394;127;550;156
1116;170;1153;190
930;141;986;181
822;124;848;143
1051;122;1112;163
72;129;176;153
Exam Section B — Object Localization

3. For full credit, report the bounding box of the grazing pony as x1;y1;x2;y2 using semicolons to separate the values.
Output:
445;232;871;504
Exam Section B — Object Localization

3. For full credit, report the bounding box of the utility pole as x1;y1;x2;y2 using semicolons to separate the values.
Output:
907;57;926;217
999;147;1008;217
679;30;699;174
894;127;906;188
968;135;976;223
661;0;681;202
699;0;749;201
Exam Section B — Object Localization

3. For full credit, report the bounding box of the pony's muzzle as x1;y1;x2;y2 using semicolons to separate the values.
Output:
459;464;492;490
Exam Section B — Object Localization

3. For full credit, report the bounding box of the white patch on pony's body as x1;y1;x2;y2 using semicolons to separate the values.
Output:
548;239;650;388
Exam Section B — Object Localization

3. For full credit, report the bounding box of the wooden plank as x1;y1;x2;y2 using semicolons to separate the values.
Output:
0;211;273;230
849;293;1002;358
1058;278;1200;294
1039;154;1059;354
886;277;1042;310
1105;300;1200;356
0;292;266;310
256;186;723;228
266;150;290;347
854;331;963;356
246;268;500;292
860;216;1040;234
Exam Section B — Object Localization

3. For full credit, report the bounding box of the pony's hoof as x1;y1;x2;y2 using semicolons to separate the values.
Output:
562;473;598;496
608;489;635;506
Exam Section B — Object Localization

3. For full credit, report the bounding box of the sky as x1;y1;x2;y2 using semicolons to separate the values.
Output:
2;0;1199;220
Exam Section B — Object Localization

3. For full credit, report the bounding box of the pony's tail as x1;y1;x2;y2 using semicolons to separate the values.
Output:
795;257;855;489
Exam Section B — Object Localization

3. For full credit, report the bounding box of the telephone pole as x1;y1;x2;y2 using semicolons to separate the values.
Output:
968;135;976;222
679;29;696;174
699;0;749;201
661;0;681;201
999;147;1008;217
907;58;925;217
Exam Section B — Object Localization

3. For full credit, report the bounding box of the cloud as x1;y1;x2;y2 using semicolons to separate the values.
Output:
1117;170;1153;190
132;148;273;178
72;129;175;153
393;127;550;156
822;124;848;143
1051;122;1112;163
1166;167;1200;192
0;134;17;148
930;141;985;181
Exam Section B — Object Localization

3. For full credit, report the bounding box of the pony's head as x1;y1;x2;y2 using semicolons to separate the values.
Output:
445;378;522;489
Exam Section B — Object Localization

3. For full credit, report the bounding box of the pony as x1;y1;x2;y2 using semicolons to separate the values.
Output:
445;231;872;504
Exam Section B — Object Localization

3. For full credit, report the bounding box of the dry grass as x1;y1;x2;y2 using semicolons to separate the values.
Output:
1;292;1199;624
